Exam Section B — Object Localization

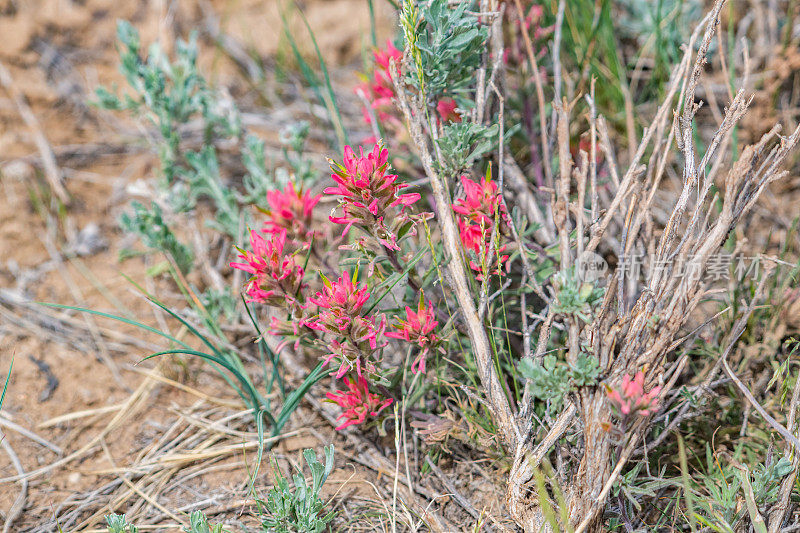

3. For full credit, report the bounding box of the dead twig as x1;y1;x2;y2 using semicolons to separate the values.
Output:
0;431;28;533
389;57;518;447
722;358;800;449
0;60;69;203
424;456;481;521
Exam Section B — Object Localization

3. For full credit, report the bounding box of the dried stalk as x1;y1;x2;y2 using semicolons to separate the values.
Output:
1;431;28;533
389;0;800;530
389;60;518;447
767;355;800;532
504;0;800;529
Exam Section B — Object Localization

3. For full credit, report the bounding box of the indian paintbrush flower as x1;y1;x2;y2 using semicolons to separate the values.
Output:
355;40;403;127
308;271;386;380
262;182;321;243
453;175;506;226
307;271;372;335
606;372;662;418
453;175;509;279
386;297;439;374
325;375;393;430
230;228;306;306
327;143;421;250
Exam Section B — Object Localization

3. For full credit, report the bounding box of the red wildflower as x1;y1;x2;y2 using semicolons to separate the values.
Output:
374;40;403;75
606;372;662;417
263;182;321;242
436;98;462;123
458;219;509;279
230;229;305;306
326;375;393;430
307;271;388;381
453;176;510;279
355;40;403;126
327;143;421;250
387;298;439;374
308;271;370;331
308;271;385;346
453;175;506;226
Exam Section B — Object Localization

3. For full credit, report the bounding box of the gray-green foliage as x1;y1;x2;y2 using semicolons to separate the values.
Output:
242;134;273;205
279;121;314;184
201;287;238;323
402;0;488;107
185;510;224;533
242;122;315;207
99;20;247;269
520;355;569;409
105;514;138;533
105;511;223;533
119;201;194;274
260;445;336;533
551;268;605;322
570;354;601;387
519;354;600;410
181;146;241;237
436;122;499;174
747;459;793;507
687;445;793;532
96;20;240;184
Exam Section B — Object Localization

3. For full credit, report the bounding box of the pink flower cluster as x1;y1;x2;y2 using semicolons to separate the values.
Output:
263;182;321;243
230;229;306;307
355;41;461;139
327;143;421;251
307;271;386;378
308;271;393;429
356;41;403;128
453;175;506;225
326;375;393;430
606;372;662;418
452;176;509;279
387;298;439;374
231;182;321;352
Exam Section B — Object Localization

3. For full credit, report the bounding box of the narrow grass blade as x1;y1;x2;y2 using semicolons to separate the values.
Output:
142;349;270;420
678;435;698;533
278;1;347;149
242;296;285;399
274;361;327;435
39;302;192;350
0;355;12;411
294;3;348;148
